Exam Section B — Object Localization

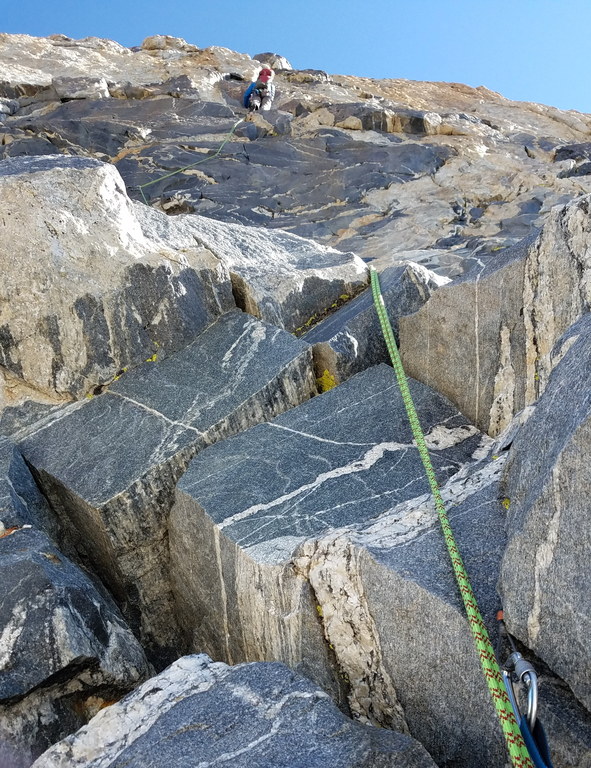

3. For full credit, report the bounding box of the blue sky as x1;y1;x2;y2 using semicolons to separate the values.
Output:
3;0;589;113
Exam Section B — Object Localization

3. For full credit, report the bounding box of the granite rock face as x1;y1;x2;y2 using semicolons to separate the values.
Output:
169;364;519;766
304;263;447;389
500;313;591;712
1;31;591;768
0;436;151;764
401;194;591;436
0;155;234;402
19;310;316;663
32;655;437;768
134;203;369;334
399;238;530;436
0;150;363;410
3;35;591;280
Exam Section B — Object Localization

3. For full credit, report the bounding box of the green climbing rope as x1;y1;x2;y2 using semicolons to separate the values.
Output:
137;117;245;205
370;268;534;768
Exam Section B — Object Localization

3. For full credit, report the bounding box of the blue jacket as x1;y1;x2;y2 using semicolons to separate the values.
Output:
242;82;256;108
243;81;276;108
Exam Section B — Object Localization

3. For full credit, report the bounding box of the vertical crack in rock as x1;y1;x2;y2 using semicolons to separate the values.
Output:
523;236;543;405
523;198;591;405
489;324;516;437
294;535;408;733
473;273;481;428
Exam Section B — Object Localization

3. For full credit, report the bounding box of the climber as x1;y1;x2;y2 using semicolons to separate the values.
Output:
243;67;275;111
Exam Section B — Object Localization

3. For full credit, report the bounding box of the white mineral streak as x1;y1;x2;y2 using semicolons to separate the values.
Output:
423;422;480;450
488;324;516;437
291;456;505;732
527;466;563;644
31;656;225;768
356;455;506;551
218;442;411;530
294;536;408;732
0;600;29;668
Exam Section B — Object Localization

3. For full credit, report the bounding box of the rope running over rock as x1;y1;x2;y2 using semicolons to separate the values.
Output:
370;267;535;768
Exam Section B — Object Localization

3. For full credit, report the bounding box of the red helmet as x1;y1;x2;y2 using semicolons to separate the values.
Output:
258;68;273;82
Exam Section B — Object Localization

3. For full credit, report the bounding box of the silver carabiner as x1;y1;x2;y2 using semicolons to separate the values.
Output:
502;651;539;730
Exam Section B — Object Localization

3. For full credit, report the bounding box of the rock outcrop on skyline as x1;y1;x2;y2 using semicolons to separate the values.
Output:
1;31;591;768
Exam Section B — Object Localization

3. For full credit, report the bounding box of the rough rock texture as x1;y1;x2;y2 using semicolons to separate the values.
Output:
2;35;591;278
0;437;150;763
32;655;437;768
1;32;591;768
0;155;234;401
169;365;515;766
134;203;369;334
0;526;150;763
0;33;255;101
304;262;447;389
19;310;316;663
0;152;366;408
401;194;591;436
500;313;591;712
399;237;530;436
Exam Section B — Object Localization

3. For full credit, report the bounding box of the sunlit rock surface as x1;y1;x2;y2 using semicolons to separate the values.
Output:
1;32;591;768
304;263;446;388
400;193;591;436
170;365;509;765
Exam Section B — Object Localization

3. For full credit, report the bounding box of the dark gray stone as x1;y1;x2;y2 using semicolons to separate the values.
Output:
500;313;591;712
175;364;481;553
0;440;61;535
20;310;316;663
9;98;238;158
554;142;591;162
559;160;591;178
0;527;149;701
303;263;444;389
0;526;149;762
32;656;437;768
169;364;489;754
353;462;508;767
327;103;438;134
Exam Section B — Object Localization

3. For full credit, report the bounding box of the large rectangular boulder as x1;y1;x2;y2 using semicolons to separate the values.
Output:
303;263;446;390
169;364;517;766
19;310;316;664
0;154;234;400
135;203;369;334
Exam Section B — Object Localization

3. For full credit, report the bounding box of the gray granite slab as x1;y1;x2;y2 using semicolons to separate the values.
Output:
32;655;437;768
21;393;197;508
169;363;490;755
20;309;315;662
109;309;313;436
501;312;591;712
175;363;483;554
